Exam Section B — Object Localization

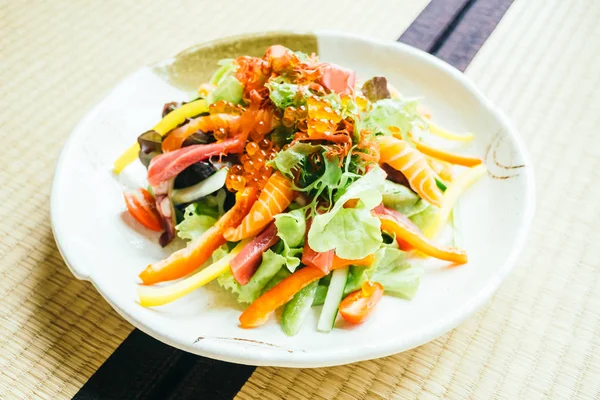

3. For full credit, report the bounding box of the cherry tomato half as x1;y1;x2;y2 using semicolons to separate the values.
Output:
339;281;384;324
123;188;163;232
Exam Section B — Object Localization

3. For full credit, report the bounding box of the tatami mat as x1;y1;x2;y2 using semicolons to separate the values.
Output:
0;1;428;399
236;0;600;399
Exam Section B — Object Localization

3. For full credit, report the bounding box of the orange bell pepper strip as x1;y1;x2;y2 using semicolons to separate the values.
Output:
239;266;326;328
375;206;467;264
415;142;482;167
239;253;375;328
331;254;375;270
139;187;257;285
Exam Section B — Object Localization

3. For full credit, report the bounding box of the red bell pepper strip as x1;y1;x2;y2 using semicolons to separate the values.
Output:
139;187;257;285
239;266;326;328
339;281;384;324
374;205;467;264
230;222;279;285
147;138;242;186
123;188;163;232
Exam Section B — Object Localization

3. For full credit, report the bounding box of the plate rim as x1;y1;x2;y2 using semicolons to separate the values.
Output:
51;30;536;367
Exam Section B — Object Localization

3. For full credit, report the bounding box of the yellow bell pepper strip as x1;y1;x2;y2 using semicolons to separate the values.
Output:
239;266;326;328
113;99;208;174
424;164;487;239
375;206;468;265
415;141;482;167
427;121;475;142
138;239;250;307
138;186;257;285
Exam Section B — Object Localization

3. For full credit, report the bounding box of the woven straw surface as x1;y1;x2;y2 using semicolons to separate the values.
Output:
237;0;600;399
0;1;427;399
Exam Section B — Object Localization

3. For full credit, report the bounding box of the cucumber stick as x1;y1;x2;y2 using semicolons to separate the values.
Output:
317;267;349;332
281;281;318;336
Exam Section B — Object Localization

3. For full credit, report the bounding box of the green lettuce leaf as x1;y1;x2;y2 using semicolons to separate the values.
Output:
208;76;243;105
363;98;422;139
309;207;382;259
274;209;306;271
409;205;437;231
217;250;286;304
209;58;236;85
261;267;292;294
345;247;422;299
266;78;310;109
382;180;428;217
275;209;306;247
307;166;386;259
175;204;217;241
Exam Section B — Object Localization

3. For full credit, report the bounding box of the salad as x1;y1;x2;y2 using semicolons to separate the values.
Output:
115;45;486;334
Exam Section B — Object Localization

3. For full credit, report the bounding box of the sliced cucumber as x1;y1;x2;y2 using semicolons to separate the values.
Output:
171;168;228;205
281;281;318;336
317;267;349;332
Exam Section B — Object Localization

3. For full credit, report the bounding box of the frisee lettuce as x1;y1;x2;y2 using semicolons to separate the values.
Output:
270;142;320;178
266;78;310;109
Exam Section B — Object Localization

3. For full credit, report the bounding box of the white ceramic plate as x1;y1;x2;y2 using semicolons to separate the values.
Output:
51;31;535;367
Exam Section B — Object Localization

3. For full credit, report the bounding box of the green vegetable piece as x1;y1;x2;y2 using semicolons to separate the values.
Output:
409;205;437;231
344;247;423;299
262;268;292;294
362;98;423;140
308;166;386;259
209;76;243;105
209;59;236;85
312;285;328;306
281;280;319;336
435;178;447;192
217;250;286;304
175;205;217;241
317;267;349;332
274;209;306;248
382;180;428;217
270;142;320;178
266;78;310;109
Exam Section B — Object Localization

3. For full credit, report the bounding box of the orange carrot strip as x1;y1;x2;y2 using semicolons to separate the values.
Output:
239;266;326;328
139;187;257;285
331;254;375;270
378;215;467;264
